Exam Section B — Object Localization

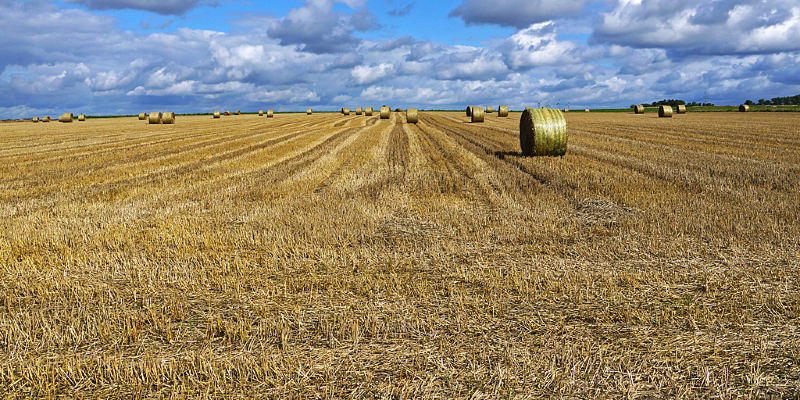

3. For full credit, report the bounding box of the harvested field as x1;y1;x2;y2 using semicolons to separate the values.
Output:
0;111;798;398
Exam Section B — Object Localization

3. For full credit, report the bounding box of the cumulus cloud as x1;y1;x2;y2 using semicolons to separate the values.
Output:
351;63;394;85
592;0;800;55
65;0;210;15
498;22;585;70
387;2;415;17
449;0;593;29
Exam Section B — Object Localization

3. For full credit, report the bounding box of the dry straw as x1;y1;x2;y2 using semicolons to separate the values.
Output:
78;114;86;121
342;108;350;115
634;105;645;114
138;113;147;120
365;107;373;116
32;117;39;122
213;111;221;119
739;105;750;112
486;106;494;113
58;113;73;123
406;108;419;124
498;105;509;117
519;107;567;157
148;112;162;124
676;105;687;114
259;110;264;116
267;110;274;117
471;107;485;123
42;116;50;122
307;109;312;115
658;105;673;118
355;107;363;115
162;112;175;124
380;106;390;119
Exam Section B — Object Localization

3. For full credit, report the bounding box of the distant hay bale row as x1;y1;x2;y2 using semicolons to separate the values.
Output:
498;105;509;117
380;106;390;119
740;104;750;112
658;105;673;118
58;113;73;123
634;105;645;114
520;107;567;157
471;107;484;123
406;109;418;124
365;107;373;116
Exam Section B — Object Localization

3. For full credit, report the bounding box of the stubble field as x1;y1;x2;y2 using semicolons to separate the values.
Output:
1;111;798;398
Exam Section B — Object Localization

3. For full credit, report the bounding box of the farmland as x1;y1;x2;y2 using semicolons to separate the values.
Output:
1;111;798;397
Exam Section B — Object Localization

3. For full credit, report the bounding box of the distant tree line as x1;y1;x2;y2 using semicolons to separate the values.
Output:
744;94;800;106
630;99;714;109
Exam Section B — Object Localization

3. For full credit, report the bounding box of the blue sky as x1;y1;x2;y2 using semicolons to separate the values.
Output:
2;0;800;118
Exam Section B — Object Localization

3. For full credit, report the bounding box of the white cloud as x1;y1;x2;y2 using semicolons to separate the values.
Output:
351;63;394;85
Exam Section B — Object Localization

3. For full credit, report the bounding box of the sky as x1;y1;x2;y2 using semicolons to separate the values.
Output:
1;0;800;118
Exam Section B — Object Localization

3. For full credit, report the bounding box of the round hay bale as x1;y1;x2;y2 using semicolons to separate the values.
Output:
32;117;40;122
148;112;162;124
498;105;509;117
259;110;264;116
466;106;472;117
519;107;567;157
162;112;175;124
585;109;590;113
224;111;232;116
394;108;402;112
343;108;350;116
267;110;274;118
78;114;86;121
471;107;485;123
59;113;73;123
658;105;673;118
235;110;241;115
634;105;644;114
213;111;221;118
406;108;419;124
42;116;50;122
138;113;147;120
676;104;686;114
365;107;373;116
486;106;494;113
380;106;391;119
739;104;750;112
563;108;569;113
355;107;363;115
307;109;312;115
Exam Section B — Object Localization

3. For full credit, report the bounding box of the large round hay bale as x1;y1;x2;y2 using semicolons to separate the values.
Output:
498;105;509;117
59;113;73;123
224;111;232;116
235;110;241;115
32;117;40;122
486;106;494;113
466;106;472;117
342;108;350;115
213;111;221;118
471;107;485;123
519;107;567;157
658;105;673;118
259;110;264;116
676;105;686;114
78;114;86;121
162;112;175;124
42;116;50;122
739;105;750;112
148;112;162;124
267;110;274;117
355;107;363;115
406;108;419;124
634;105;644;114
585;109;590;113
380;106;390;119
138;113;147;120
307;109;312;115
365;107;373;116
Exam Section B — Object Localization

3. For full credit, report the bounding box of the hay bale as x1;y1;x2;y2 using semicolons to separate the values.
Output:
406;108;419;124
585;109;590;113
355;107;363;115
365;107;373;116
471;107;485;123
235;110;241;115
658;105;673;118
634;105;644;114
394;108;402;112
676;104;686;114
563;108;569;113
213;111;221;118
307;109;313;115
224;111;232;116
380;106;390;119
148;112;162;124
342;108;350;115
466;106;472;117
162;112;175;124
42;116;50;122
32;117;40;122
486;106;494;113
519;107;567;157
498;105;509;117
267;110;274;118
138;113;147;120
739;105;750;112
58;113;73;123
259;110;264;116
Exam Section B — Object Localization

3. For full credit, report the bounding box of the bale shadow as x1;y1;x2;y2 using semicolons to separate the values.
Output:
494;150;522;160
